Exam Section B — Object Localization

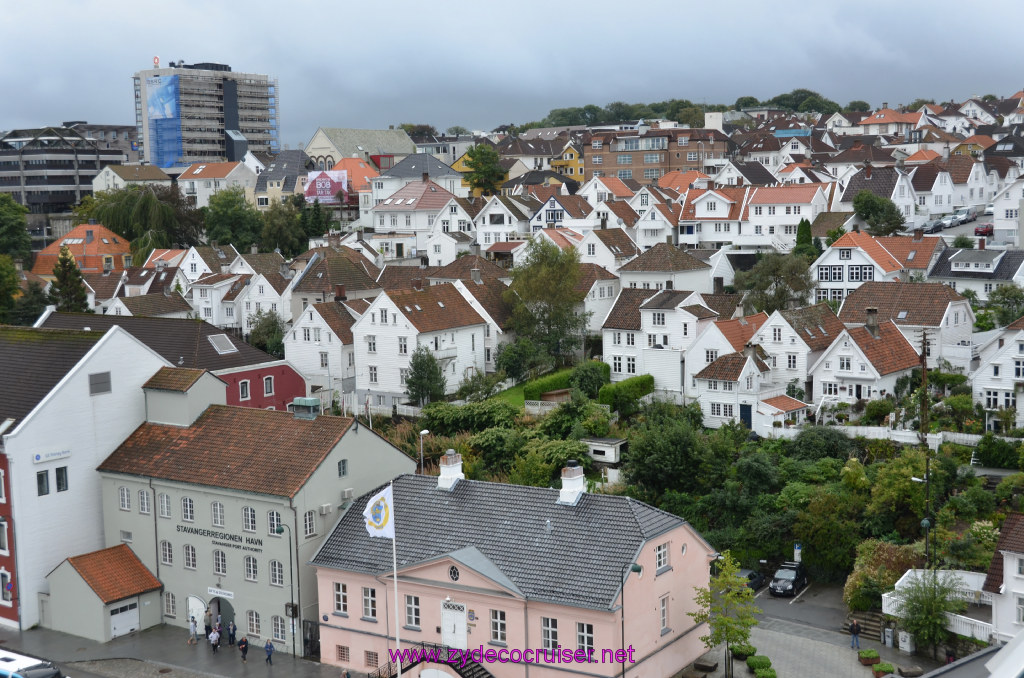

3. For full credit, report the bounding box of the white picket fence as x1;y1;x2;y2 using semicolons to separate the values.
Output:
880;569;994;643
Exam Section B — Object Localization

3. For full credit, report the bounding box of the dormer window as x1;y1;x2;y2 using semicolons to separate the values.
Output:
707;201;717;212
839;249;851;260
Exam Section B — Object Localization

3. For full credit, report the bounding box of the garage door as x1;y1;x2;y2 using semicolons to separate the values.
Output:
110;601;139;638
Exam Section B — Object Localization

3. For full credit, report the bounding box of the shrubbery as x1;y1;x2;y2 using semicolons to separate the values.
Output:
523;369;574;401
597;374;654;417
421;400;519;436
567;360;610;399
975;432;1020;469
746;656;771;671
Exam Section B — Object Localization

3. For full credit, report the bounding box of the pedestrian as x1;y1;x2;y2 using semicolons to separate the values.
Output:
187;616;197;645
849;619;862;650
344;669;351;678
203;608;213;638
264;639;275;665
228;621;236;646
238;636;249;663
210;628;221;653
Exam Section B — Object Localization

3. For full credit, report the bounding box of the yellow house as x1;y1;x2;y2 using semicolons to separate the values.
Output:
951;135;996;158
550;140;585;181
451;150;528;197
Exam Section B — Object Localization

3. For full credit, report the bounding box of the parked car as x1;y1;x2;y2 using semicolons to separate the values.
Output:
939;214;961;229
768;561;808;597
922;219;944;234
984;202;994;215
954;206;978;223
0;649;65;678
975;223;994;237
739;568;766;591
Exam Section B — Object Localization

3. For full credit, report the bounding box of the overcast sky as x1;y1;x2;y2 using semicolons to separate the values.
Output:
4;0;1022;148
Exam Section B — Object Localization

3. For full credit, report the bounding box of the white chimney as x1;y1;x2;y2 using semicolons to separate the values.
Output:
437;449;464;491
557;460;585;505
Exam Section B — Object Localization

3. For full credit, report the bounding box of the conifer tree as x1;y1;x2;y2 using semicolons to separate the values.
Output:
48;245;90;312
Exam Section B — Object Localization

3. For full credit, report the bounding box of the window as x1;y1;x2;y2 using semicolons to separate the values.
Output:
181;497;194;522
268;510;281;535
209;501;224;527
706;349;718;364
334;583;348;613
214;550;227;576
118;486;130;509
839;357;851;371
160;540;173;565
986;390;999;409
164;592;176;617
612;356;622;373
788;354;797;369
711;402;722;416
994;365;1001;377
541;617;558;651
398;337;408;354
263;376;274;396
248;610;261;635
626;357;636;374
687;152;698;161
244;555;258;581
617;170;632;180
243;506;256;532
365;651;379;668
184;544;197;569
613;332;621;346
656;542;669;570
88;372;111;395
272;615;286;642
159;493;171;518
618;154;633;164
336;646;351;662
626;333;635;346
405;595;420;627
139;490;151;514
660;595;670;632
491;609;506;643
239;380;250;400
362;587;377;619
577;622;594;655
369;366;378;383
304;510;316;537
338;459;348;477
723;404;734;417
270;559;284;586
823;382;839;396
652;312;665;326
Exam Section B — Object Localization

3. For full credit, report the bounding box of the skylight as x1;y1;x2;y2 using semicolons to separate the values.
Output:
414;304;422;311
193;165;206;175
207;334;238;355
438;302;445;308
897;311;908;319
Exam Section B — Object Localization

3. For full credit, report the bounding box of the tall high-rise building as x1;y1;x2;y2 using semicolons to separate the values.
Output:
132;60;279;168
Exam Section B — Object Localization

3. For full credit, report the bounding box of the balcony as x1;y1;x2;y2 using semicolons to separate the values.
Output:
880;569;993;643
432;346;458;361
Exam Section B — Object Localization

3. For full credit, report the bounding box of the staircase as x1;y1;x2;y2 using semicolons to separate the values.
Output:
846;610;886;643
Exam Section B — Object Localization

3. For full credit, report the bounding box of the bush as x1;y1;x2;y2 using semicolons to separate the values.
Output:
421;400;519;436
862;399;894;425
859;649;879;660
568;360;610;399
975;432;1020;469
746;656;771;671
523;369;573;401
995;472;1024;507
730;643;756;659
597;374;654;417
754;669;777;678
876;662;894;674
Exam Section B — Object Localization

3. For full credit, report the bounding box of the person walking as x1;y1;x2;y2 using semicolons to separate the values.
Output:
227;621;237;646
203;608;213;638
264;639;275;665
849;618;862;649
238;637;249;663
187;616;198;645
210;628;221;653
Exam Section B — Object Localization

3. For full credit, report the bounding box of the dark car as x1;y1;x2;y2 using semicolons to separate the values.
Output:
922;219;944;234
739;568;766;591
768;561;808;597
974;223;994;237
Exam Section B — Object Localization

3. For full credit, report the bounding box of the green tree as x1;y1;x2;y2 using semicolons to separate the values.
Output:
505;239;589;365
846;100;871;112
793;487;863;580
205;187;262;251
495;338;538;383
853;190;905;236
0;254;17;322
446;125;470;136
247;308;285;358
406;345;447;406
84;185;202;263
399;123;439;137
47;244;89;312
677;107;706;128
463;144;505;195
985;283;1024;326
0;194;31;262
981;94;997;102
825;224;846;246
734;96;759;110
507;447;557;487
733;252;814;314
894;570;966;660
303;199;328;239
568;360;608;399
907;98;936;111
260;201;305;257
689;551;761;678
10;279;48;325
624;412;705;498
791;218;816;259
455;370;506;402
951;235;974;249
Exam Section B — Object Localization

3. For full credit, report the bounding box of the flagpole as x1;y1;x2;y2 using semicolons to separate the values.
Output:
392;482;402;678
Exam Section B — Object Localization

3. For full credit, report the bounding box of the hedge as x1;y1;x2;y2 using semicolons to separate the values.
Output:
523;369;574;401
746;656;771;671
597;374;655;416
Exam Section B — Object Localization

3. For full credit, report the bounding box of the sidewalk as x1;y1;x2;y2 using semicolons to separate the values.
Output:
696;618;945;678
0;624;350;678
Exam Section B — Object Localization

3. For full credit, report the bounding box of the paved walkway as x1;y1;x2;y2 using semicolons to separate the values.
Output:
696;618;945;678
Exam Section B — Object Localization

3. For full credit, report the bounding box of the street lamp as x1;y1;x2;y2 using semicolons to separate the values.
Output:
620;562;642;678
911;454;932;567
419;430;429;475
275;523;297;656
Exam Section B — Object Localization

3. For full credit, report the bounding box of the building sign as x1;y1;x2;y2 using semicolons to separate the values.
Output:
177;525;264;553
304;170;347;204
208;586;234;600
33;450;71;464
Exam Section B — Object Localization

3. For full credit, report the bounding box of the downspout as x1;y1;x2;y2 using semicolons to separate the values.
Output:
150;478;159;580
523;597;530;678
290;499;301;655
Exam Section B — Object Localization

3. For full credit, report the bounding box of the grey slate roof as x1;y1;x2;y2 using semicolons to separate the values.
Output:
928;248;1024;280
839;166;902;203
382;153;461;179
311;474;689;610
732;161;779;186
254;149;313;192
313;128;416;158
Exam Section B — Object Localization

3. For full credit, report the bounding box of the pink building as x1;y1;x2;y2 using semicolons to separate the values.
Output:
312;453;715;678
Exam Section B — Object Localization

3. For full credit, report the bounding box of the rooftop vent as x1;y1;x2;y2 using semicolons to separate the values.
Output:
291;397;320;420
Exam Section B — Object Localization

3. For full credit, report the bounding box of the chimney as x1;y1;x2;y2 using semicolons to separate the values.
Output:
86;230;94;243
437;450;464;491
913;228;923;240
864;165;872;180
88;218;97;225
334;284;346;301
742;343;755;359
13;259;22;273
882;102;888;110
979;237;986;250
865;307;879;338
411;278;423;291
422;172;429;183
470;268;481;284
251;243;258;254
714;276;724;294
942;143;950;161
280;261;292;279
557;460;586;505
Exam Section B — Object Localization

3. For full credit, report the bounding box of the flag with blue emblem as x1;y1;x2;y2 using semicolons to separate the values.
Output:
363;485;395;539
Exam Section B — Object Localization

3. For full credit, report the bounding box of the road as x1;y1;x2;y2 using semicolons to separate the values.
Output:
753;580;849;633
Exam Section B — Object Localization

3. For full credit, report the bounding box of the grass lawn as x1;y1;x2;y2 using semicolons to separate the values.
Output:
494;384;525;409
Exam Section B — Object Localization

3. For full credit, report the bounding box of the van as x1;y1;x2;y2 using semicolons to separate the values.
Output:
954;206;978;223
0;649;65;678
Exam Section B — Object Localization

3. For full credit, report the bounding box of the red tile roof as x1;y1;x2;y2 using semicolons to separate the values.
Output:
747;185;821;205
983;512;1024;593
603;288;656;330
313;301;358;344
593;228;640;258
487;241;527;253
761;394;808;412
778;303;845;353
905;149;940;164
388;283;486;333
830;231;903;273
679;187;749;221
848;321;920;375
617;242;709;272
716;312;769;352
874;234;944;270
32;224;132;275
541;228;584;250
597;177;634;199
372;178;457;212
605;201;640;227
66;544;162;604
959;135;996;150
181;161;245;179
142;367;210;392
858;109;923;126
575;263;618;294
429;255;507;281
694;352;769;381
99;405;354;497
839;281;965;327
658;170;709;193
331;157;380;192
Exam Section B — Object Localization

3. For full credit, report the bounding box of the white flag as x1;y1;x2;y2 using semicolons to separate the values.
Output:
363;485;395;539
